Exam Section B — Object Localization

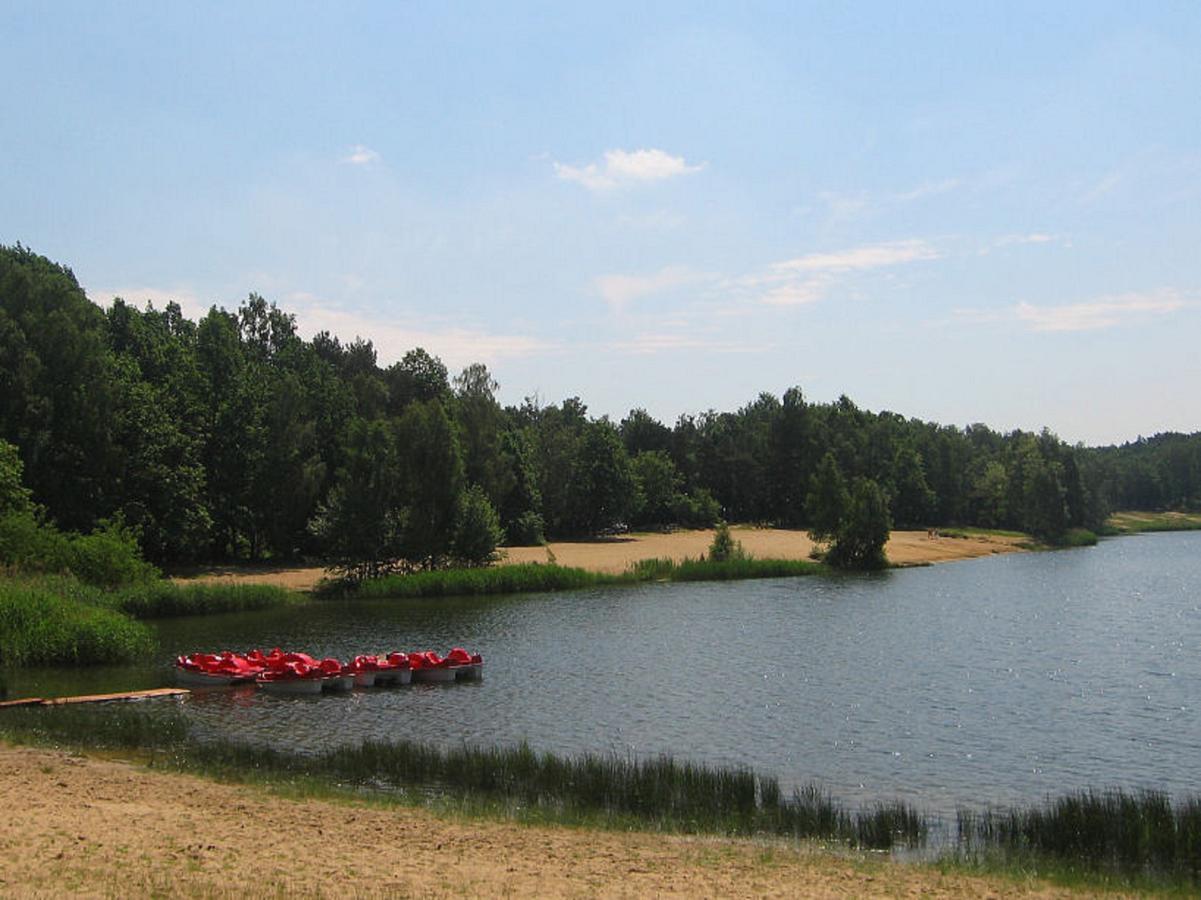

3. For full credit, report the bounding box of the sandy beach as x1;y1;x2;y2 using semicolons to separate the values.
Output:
0;743;1080;898
174;527;1026;591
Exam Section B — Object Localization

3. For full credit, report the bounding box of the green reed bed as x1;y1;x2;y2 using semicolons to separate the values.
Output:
344;563;605;600
0;575;153;666
343;556;823;602
0;704;925;850
104;581;300;618
957;789;1201;884
625;556;825;582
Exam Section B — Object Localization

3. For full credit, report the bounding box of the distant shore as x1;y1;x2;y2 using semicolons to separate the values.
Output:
172;526;1026;592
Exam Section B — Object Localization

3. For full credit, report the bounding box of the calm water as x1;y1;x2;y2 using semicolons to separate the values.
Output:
12;532;1201;817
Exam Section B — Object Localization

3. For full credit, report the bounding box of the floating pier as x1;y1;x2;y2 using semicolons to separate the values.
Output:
0;688;189;708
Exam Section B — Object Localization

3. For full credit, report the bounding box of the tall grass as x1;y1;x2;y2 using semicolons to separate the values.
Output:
625;556;824;582
104;581;299;618
339;556;825;601
0;575;154;665
958;789;1201;882
345;563;604;600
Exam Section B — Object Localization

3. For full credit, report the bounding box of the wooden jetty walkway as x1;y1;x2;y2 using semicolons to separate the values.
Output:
0;688;189;709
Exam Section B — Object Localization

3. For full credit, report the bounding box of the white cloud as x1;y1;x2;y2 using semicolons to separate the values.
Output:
759;278;829;307
342;144;381;165
772;239;941;274
1014;290;1186;332
554;148;705;191
283;297;559;365
594;265;709;313
609;333;758;355
91;285;211;321
891;178;961;203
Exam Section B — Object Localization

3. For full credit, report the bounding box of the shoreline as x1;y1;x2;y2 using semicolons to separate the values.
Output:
172;527;1027;592
0;742;1073;897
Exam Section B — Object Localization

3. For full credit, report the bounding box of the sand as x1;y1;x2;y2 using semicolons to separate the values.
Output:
0;743;1081;898
173;528;1025;592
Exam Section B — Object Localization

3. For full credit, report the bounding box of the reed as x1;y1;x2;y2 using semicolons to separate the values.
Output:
0;575;154;665
957;789;1201;882
344;563;604;600
104;581;300;618
341;556;824;602
0;705;924;850
625;556;824;582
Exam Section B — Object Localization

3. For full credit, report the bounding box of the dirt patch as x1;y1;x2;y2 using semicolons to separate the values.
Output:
0;743;1080;898
172;529;1025;592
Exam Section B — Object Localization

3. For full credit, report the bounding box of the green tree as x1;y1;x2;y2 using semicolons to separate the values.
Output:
630;450;682;528
451;484;505;567
566;420;637;534
890;446;936;527
0;439;32;515
395;398;464;567
497;428;544;545
827;477;891;570
309;417;405;581
805;453;849;544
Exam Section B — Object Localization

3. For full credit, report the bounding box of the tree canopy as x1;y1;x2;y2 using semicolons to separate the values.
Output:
3;243;1196;576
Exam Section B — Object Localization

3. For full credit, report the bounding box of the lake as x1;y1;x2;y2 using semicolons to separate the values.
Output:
11;531;1201;818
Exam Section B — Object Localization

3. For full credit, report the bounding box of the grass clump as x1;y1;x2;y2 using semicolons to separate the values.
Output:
0;575;154;666
104;581;299;618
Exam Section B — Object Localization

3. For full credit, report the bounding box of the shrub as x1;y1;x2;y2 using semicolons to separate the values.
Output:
708;521;745;562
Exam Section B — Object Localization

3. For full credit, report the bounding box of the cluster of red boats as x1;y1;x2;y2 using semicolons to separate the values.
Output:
174;647;483;695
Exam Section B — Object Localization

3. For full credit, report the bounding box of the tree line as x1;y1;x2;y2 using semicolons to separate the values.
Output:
2;244;1199;572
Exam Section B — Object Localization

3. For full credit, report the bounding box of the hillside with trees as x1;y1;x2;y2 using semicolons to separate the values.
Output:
3;244;1199;575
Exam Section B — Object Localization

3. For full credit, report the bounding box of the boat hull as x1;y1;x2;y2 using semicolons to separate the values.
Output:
256;677;326;695
324;675;355;692
413;666;457;683
175;667;251;687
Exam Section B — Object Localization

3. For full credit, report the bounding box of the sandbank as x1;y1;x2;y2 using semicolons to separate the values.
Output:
173;528;1025;591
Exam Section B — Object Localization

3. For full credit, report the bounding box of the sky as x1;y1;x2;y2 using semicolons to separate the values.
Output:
2;1;1199;446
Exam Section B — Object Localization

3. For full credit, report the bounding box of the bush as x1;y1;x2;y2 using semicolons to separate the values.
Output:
0;512;158;587
506;510;545;546
708;521;745;562
451;485;504;567
65;518;159;587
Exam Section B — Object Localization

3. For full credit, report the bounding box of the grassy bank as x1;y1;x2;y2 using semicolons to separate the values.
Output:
333;556;827;600
103;581;300;618
1108;511;1201;534
0;575;154;666
0;573;299;669
0;703;922;850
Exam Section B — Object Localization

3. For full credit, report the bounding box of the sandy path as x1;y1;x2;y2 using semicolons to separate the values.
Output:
0;743;1078;898
174;528;1025;591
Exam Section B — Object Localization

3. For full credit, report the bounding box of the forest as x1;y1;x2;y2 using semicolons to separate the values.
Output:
2;243;1199;572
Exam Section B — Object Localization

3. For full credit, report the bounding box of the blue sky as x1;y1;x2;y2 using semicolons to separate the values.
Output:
3;2;1199;445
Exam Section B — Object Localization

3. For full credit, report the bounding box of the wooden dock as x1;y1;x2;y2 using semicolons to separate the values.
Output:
0;688;189;708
